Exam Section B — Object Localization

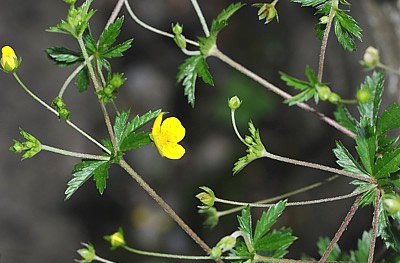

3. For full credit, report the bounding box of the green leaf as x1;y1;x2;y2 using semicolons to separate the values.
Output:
177;55;214;107
284;88;316;106
65;160;109;200
93;161;110;194
254;229;296;256
333;141;368;176
237;206;252;238
334;9;362;52
121;109;161;143
99;17;124;52
119;132;152;152
76;66;90;92
350;230;371;262
377;104;400;136
101;39;133;59
279;72;310;90
254;200;287;246
351;180;376;207
374;147;400;179
211;2;245;35
84;32;97;54
114;109;131;146
305;66;318;86
291;0;328;7
358;71;384;126
378;201;400;251
334;104;357;133
355;120;376;175
317;237;341;261
45;47;83;67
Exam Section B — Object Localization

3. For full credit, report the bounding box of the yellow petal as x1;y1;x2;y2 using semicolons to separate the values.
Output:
158;142;185;159
1;46;17;70
160;117;185;143
151;113;163;138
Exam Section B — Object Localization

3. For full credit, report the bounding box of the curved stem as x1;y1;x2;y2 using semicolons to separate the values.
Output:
368;189;380;263
105;0;125;29
13;73;110;154
94;255;117;263
191;0;210;37
317;0;337;82
210;48;356;139
377;63;400;76
124;0;199;47
218;175;339;217
41;145;110;161
214;187;372;207
264;151;376;183
58;59;89;98
231;109;250;146
123;245;247;261
182;48;201;56
319;195;361;263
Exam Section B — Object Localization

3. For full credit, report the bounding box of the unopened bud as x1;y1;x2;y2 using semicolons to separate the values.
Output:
317;85;331;101
319;16;329;24
328;92;341;104
361;46;380;69
228;96;242;110
216;236;236;252
196;186;215;209
383;194;400;214
357;88;371;103
77;243;95;263
209;247;222;260
9;140;23;153
104;228;126;249
172;23;183;35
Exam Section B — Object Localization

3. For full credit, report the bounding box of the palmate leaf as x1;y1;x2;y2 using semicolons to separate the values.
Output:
99;17;124;52
45;47;83;67
65;160;109;200
374;147;400;179
254;228;296;258
334;104;357;133
101;39;133;59
177;55;214;107
120;132;152;152
333;141;368;176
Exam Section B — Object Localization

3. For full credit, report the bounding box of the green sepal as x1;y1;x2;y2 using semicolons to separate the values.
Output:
10;129;42;160
52;97;70;120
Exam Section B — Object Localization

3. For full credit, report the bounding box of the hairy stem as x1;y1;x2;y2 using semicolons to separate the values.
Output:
319;195;362;263
264;151;376;183
124;0;199;46
190;0;210;37
317;0;337;82
105;0;125;29
377;63;400;76
255;254;356;263
368;190;380;263
210;48;356;139
42;145;110;161
215;187;371;207
119;159;212;254
218;175;339;217
58;59;89;98
13;73;110;154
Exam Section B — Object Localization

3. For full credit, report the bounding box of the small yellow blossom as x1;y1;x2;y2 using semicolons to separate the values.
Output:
151;113;186;159
1;46;19;72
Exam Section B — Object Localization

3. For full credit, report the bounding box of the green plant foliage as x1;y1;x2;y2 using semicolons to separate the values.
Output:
98;17;124;52
378;202;400;252
233;121;266;175
76;66;90;92
177;55;214;107
45;47;83;67
334;9;362;52
280;66;323;106
334;104;357;133
333;141;368;176
377;104;400;136
237;206;252;239
65;159;110;200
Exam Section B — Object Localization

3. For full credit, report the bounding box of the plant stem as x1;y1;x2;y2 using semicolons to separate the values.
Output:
218;175;339;217
215;187;371;208
123;245;247;261
264;151;376;183
377;63;400;76
210;48;356;139
182;48;201;56
119;159;212;254
13;73;110;154
339;99;357;104
231;109;250;146
105;0;125;29
191;0;210;37
255;254;355;263
317;0;337;82
319;195;362;263
41;145;110;161
124;0;199;47
94;255;117;263
368;189;380;263
77;36;119;154
58;59;89;98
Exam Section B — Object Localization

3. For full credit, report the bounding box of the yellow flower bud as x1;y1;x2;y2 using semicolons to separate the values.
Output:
1;46;19;73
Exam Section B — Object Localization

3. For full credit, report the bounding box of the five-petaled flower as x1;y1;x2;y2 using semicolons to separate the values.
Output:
151;113;186;159
1;46;19;73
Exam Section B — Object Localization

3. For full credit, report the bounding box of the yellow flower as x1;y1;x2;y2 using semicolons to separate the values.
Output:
151;113;186;159
1;46;19;72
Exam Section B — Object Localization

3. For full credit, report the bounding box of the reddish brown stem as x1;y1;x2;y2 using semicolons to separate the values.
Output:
319;195;362;263
106;0;125;29
368;190;381;263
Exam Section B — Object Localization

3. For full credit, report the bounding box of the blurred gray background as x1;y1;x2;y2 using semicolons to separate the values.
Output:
1;0;400;262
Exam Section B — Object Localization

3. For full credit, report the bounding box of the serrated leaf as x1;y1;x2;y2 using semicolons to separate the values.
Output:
119;132;152;152
377;104;400;136
350;230;371;262
351;181;376;207
65;160;109;200
254;200;287;245
317;237;342;261
99;17;124;52
334;104;357;133
315;23;326;40
356;120;376;175
76;66;90;92
279;72;310;90
122;109;161;142
284;88;316;106
237;206;252;238
114;110;131;146
101;39;133;59
291;0;328;7
374;147;400;179
254;229;296;254
45;47;83;67
334;18;356;52
305;66;318;86
378;201;400;251
358;71;384;126
211;2;245;35
93;161;110;194
334;9;362;52
333;141;368;176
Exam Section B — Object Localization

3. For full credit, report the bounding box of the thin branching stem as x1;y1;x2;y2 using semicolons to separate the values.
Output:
255;255;359;263
377;63;400;76
210;48;356;139
264;151;376;183
105;0;125;29
218;175;339;217
368;190;381;263
94;255;117;263
58;59;90;98
190;0;210;37
317;0;337;82
124;0;199;46
13;73;110;154
319;195;362;263
42;145;110;161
